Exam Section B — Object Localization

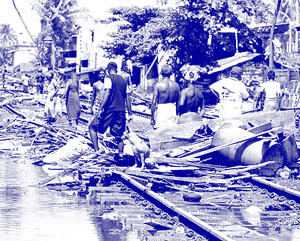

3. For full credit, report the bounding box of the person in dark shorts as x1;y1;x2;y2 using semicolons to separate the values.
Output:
89;61;132;159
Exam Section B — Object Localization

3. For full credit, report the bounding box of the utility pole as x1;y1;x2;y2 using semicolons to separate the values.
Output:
12;0;35;45
269;0;282;69
296;0;299;51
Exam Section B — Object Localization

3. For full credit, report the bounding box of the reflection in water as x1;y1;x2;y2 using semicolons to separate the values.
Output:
0;154;101;241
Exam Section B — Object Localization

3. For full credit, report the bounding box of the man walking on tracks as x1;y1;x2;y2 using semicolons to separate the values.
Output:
209;66;249;118
151;64;180;129
89;62;132;159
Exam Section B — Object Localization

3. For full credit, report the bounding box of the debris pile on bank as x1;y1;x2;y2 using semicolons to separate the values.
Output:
35;105;300;200
2;89;300;199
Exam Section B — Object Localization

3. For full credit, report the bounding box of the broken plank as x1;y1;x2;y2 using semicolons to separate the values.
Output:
247;122;272;134
180;127;280;159
146;121;204;151
152;156;211;167
215;161;275;176
208;109;295;131
125;170;202;184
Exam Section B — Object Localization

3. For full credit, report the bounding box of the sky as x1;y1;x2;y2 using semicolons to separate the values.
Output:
77;0;157;19
0;0;159;44
0;0;40;44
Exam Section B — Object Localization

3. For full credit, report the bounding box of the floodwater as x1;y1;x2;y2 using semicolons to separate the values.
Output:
0;153;108;241
0;116;128;241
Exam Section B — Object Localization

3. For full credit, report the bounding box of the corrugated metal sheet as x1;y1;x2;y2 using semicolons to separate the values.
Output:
208;52;261;74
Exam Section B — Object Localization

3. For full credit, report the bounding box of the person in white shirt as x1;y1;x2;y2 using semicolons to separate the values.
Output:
22;74;29;93
209;66;249;118
258;70;281;111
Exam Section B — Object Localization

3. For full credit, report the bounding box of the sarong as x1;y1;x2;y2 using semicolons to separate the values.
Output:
216;99;242;119
263;98;277;112
44;96;62;119
155;102;177;129
92;96;102;117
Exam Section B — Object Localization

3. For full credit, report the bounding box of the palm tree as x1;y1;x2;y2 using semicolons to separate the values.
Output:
32;0;81;67
0;24;17;67
0;24;17;47
0;47;13;66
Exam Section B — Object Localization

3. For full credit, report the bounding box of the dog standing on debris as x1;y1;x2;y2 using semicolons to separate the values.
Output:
123;127;150;169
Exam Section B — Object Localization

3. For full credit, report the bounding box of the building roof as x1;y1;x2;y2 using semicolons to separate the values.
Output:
249;23;290;35
208;52;261;74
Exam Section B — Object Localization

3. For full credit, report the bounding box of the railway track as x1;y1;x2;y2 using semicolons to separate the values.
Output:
94;169;300;241
44;164;300;241
3;90;300;240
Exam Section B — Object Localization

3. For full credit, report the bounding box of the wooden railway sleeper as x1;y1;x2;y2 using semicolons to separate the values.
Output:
112;179;202;239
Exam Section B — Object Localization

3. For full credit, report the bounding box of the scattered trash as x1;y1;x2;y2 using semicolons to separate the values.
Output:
182;192;202;202
276;166;292;179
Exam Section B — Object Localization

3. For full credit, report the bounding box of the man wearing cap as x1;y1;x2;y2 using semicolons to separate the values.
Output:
89;62;132;158
209;66;249;118
151;64;180;128
179;70;205;116
90;66;106;117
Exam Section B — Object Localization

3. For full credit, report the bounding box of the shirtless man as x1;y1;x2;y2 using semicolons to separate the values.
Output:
151;64;180;129
179;72;205;116
90;67;106;117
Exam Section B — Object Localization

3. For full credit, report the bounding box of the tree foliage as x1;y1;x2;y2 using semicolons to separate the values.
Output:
32;0;80;67
0;24;17;66
102;0;264;70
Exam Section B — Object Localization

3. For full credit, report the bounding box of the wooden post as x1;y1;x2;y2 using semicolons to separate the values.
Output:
269;0;282;68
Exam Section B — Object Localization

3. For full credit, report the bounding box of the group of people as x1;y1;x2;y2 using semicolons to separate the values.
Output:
33;68;81;127
150;64;282;129
88;62;132;160
87;62;206;159
151;64;206;129
25;62;282;161
209;66;282;119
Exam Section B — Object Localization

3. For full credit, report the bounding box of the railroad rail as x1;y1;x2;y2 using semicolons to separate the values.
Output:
3;91;300;240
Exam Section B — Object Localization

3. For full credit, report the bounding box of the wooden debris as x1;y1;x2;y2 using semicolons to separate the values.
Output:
182;192;202;202
215;161;275;176
39;168;78;186
247;121;272;134
150;156;212;168
125;169;202;184
144;221;173;230
281;133;299;166
180;127;280;159
170;139;211;156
